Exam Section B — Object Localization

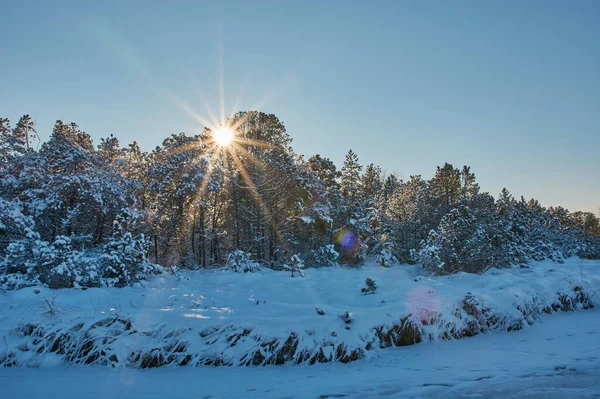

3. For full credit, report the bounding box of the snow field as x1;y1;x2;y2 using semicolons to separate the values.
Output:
1;257;598;368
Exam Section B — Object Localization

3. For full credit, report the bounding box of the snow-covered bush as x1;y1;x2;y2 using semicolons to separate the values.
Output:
576;238;600;260
284;254;305;277
416;204;499;275
0;271;37;290
415;230;444;272
361;277;377;295
35;236;84;289
0;198;37;274
376;242;398;267
309;244;339;267
338;310;353;325
100;213;153;287
3;232;104;290
3;229;40;275
227;250;261;273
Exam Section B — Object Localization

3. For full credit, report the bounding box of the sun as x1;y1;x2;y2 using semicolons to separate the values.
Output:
213;127;234;146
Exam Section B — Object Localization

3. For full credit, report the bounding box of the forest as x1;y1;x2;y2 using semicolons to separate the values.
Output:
1;111;599;289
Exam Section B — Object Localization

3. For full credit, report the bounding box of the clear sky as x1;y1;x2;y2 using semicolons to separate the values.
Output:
1;1;599;213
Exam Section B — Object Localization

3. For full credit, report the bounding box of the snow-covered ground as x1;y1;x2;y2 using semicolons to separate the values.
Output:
1;258;600;397
2;307;599;398
1;258;599;368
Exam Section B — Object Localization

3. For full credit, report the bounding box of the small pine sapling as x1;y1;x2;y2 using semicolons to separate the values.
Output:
339;310;353;324
361;277;377;295
285;254;305;277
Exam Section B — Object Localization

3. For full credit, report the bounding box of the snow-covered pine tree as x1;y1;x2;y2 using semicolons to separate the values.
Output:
340;150;362;206
387;175;432;263
429;162;461;216
100;209;152;287
309;244;339;267
146;132;209;267
0;116;34;169
460;165;480;201
284;254;305;277
361;277;377;295
227;250;261;273
376;240;398;267
336;150;372;264
416;196;499;274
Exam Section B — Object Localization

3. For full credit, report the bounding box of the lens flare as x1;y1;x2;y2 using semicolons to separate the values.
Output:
406;286;440;324
213;127;233;146
336;229;356;249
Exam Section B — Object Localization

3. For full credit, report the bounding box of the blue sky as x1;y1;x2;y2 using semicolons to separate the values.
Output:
1;1;598;213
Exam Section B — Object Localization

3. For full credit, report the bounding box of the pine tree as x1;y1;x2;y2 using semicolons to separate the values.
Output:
361;277;377;295
360;163;382;205
382;173;400;200
98;134;122;166
2;111;600;290
460;165;480;201
429;162;461;215
147;133;208;266
0;116;34;169
376;240;398;267
284;254;305;277
387;175;431;262
417;194;502;274
340;150;362;205
307;154;340;191
100;209;151;287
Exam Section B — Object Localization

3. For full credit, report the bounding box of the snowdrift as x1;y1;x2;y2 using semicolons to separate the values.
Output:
1;258;598;368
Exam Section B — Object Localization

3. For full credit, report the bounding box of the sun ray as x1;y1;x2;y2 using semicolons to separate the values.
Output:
229;151;267;212
227;146;295;258
166;92;217;130
233;136;277;149
213;127;234;147
164;140;203;156
87;20;303;266
229;142;270;171
228;110;256;132
217;26;226;125
196;151;219;199
246;72;298;115
228;82;246;121
198;92;222;130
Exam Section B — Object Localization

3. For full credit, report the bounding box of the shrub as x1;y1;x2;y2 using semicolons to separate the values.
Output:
376;242;398;267
361;277;377;295
309;244;339;267
284;254;305;277
227;250;261;273
100;211;153;287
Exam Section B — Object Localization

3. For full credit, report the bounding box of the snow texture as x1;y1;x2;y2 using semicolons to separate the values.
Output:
1;307;599;398
1;258;598;369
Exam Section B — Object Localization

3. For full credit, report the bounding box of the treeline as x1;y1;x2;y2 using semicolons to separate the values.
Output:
1;111;599;288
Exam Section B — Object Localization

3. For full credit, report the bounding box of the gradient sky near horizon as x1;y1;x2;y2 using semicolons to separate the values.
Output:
1;1;599;213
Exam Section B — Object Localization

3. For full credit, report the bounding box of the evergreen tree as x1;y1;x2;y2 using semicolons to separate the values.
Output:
2;112;600;289
100;209;151;287
284;254;305;277
0;116;36;169
382;173;401;200
360;163;382;205
147;132;209;266
429;162;461;215
340;150;362;206
460;165;480;201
